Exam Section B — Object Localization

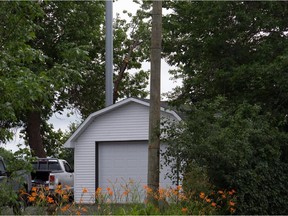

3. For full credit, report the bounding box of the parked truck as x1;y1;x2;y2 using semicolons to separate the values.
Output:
31;158;74;192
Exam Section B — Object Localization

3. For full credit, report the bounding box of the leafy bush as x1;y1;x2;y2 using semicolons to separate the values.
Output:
164;97;288;214
0;181;20;215
0;147;33;173
0;147;34;214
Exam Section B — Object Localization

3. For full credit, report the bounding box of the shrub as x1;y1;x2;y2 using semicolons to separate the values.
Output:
163;97;288;214
0;147;34;214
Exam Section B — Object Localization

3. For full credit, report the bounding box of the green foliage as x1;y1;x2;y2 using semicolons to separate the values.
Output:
162;2;288;214
164;97;288;214
163;1;288;114
0;1;44;143
182;163;213;197
20;120;77;166
43;122;77;167
0;147;33;173
0;147;34;214
1;1;151;156
0;181;19;215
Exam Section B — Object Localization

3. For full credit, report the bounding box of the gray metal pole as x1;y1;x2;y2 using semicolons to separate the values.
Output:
105;0;113;107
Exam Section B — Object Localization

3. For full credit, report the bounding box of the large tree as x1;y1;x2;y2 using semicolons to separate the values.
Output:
1;1;151;156
22;1;105;157
162;1;288;214
163;1;288;112
0;2;45;147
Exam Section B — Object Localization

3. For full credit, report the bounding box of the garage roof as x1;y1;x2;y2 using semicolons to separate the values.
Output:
64;97;182;148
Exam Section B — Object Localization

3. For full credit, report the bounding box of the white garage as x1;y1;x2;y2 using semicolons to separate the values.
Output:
64;98;181;203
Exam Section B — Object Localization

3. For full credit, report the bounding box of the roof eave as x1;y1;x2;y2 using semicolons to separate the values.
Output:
63;98;181;148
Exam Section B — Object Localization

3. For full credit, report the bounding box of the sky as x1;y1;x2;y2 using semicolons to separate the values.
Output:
1;0;182;152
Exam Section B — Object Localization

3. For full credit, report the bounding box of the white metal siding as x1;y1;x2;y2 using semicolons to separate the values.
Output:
81;102;150;142
73;102;178;203
74;140;95;203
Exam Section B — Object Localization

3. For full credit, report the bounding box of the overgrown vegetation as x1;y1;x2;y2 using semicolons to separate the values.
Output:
1;183;236;215
162;1;288;214
163;97;288;214
0;147;34;215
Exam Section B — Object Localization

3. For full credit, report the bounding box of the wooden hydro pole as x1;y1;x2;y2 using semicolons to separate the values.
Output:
147;0;162;204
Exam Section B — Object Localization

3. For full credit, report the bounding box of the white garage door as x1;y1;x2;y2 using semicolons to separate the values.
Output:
98;141;173;202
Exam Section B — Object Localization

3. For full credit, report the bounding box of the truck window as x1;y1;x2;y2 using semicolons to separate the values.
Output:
48;161;61;170
63;161;73;172
39;161;48;170
32;160;61;171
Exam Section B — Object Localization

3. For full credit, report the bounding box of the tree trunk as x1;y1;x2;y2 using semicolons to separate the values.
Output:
147;0;162;205
26;111;46;158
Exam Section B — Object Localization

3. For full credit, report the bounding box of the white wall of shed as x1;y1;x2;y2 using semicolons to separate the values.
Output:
73;101;178;203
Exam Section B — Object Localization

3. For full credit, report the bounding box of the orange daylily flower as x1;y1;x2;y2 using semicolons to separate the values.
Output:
96;187;102;194
31;187;37;192
28;196;36;202
181;207;188;214
19;189;27;195
158;188;166;199
205;197;211;203
47;196;54;203
143;185;152;194
179;193;187;201
63;195;69;200
211;202;217;207
61;204;70;212
229;201;236;206
172;188;179;196
229;189;236;195
122;190;129;196
56;189;63;195
218;190;224;194
159;188;165;194
106;187;113;196
81;207;88;212
82;188;88;193
199;192;205;199
39;192;45;200
230;207;236;214
165;190;171;198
